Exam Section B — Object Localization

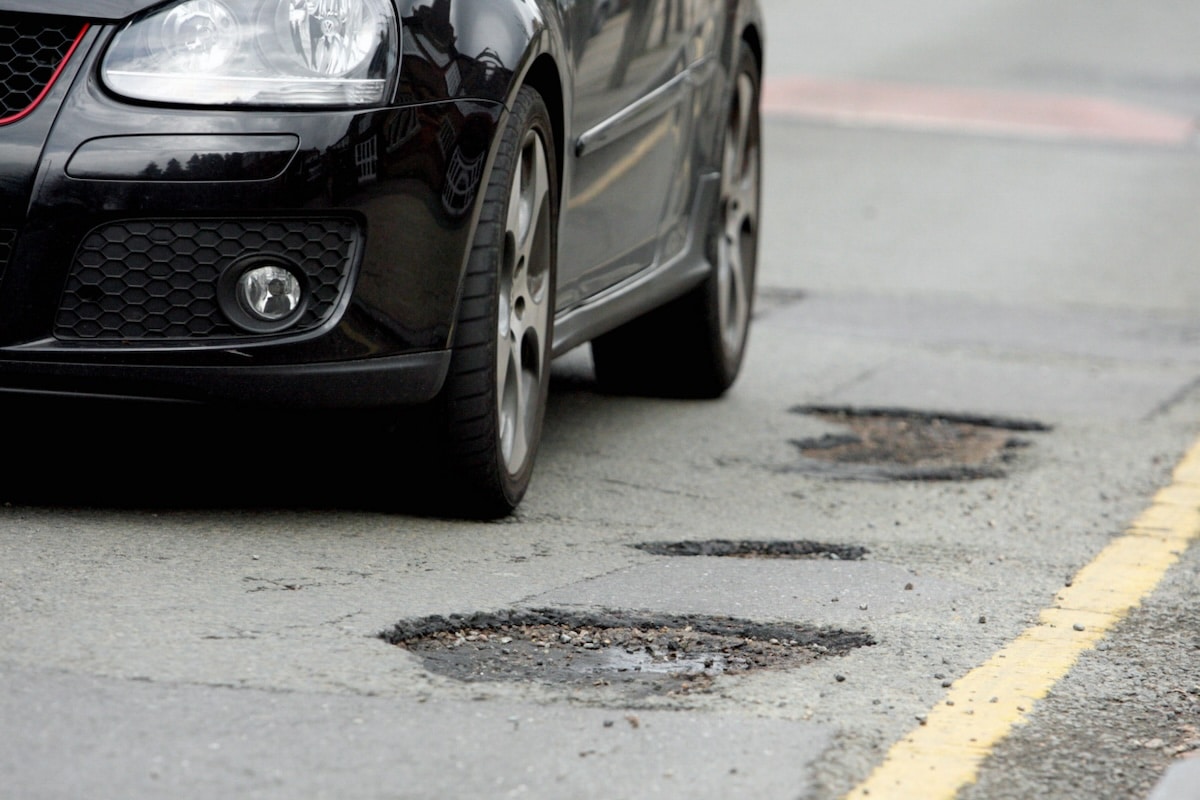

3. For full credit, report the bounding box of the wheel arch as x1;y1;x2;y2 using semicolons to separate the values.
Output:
518;54;566;203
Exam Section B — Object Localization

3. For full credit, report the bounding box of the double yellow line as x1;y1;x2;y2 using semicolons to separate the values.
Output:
847;439;1200;799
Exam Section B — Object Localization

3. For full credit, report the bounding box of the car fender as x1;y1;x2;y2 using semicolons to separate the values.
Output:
392;1;569;346
395;0;568;109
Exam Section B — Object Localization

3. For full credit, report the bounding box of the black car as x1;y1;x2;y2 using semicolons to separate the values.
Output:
0;0;763;515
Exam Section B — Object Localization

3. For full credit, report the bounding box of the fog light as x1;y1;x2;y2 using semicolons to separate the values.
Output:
238;265;301;322
219;256;309;334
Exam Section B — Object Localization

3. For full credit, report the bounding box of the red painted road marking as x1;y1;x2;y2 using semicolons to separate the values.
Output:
763;76;1198;146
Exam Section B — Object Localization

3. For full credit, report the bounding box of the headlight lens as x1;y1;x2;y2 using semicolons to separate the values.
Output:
103;0;399;107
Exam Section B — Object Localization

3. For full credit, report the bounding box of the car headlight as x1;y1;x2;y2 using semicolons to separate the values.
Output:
102;0;399;107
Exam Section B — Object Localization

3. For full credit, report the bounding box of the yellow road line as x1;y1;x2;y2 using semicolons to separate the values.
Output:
845;438;1200;800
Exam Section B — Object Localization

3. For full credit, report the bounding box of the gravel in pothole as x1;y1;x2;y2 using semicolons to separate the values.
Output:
382;610;873;696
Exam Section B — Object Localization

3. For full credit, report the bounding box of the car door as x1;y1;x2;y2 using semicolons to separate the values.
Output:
556;0;711;310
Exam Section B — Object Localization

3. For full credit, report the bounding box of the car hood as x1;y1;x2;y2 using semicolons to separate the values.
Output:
9;0;157;21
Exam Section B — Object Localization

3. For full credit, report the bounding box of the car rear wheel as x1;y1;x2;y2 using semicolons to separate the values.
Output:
433;86;557;518
591;46;761;398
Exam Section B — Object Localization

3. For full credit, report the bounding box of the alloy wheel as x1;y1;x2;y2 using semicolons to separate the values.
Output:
496;128;553;475
717;70;761;358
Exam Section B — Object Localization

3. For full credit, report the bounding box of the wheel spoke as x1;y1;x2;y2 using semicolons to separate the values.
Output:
719;231;747;339
506;167;525;245
731;74;754;183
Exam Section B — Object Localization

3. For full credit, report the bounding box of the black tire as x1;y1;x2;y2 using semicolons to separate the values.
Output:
591;45;761;399
431;86;558;518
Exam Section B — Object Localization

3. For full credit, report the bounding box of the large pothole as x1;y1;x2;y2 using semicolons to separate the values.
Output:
787;406;1050;481
382;609;872;696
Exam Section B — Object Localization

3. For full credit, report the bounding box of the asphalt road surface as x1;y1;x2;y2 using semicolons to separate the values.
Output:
4;2;1200;799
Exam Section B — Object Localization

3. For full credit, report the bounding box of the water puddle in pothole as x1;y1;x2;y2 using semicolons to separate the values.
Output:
786;406;1051;481
382;610;872;696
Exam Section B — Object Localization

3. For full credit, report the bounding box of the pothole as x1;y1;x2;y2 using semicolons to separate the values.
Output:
635;540;867;561
787;406;1050;481
381;609;872;696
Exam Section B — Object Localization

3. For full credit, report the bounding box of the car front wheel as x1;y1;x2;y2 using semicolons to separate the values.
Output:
434;86;558;518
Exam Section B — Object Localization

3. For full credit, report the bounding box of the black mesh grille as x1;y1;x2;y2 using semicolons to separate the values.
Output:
0;229;16;277
56;219;359;342
0;14;85;123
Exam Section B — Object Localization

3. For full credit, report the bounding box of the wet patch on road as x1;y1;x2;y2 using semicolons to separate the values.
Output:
635;540;867;561
382;609;872;696
786;406;1050;481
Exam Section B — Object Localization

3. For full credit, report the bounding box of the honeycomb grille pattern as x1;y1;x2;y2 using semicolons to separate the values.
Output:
0;229;16;277
0;15;84;122
56;219;358;342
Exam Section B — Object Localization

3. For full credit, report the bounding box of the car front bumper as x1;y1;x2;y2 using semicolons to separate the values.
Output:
0;18;506;408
